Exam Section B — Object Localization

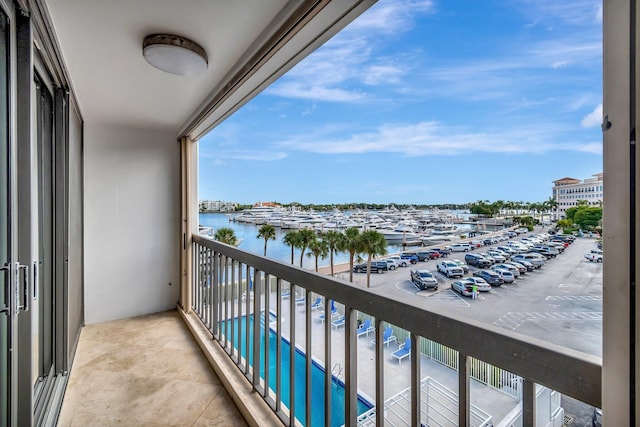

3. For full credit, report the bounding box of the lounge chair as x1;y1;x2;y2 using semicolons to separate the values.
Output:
356;318;374;338
281;290;291;299
331;315;345;329
310;297;323;310
371;326;397;347
295;296;306;306
318;307;339;323
391;337;412;364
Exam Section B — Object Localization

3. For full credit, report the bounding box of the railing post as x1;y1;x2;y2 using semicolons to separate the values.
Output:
523;378;536;427
276;278;283;413
345;306;357;426
411;332;421;427
458;351;470;426
375;319;384;427
324;298;332;427
264;273;271;399
305;289;312;427
289;283;296;426
252;269;262;392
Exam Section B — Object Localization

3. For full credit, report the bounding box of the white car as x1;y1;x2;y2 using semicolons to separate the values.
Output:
388;255;410;267
436;260;465;278
380;259;400;270
492;268;516;283
462;277;492;292
584;250;603;263
486;250;507;263
450;243;472;252
492;263;520;277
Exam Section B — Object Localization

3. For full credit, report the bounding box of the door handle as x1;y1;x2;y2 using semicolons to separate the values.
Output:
17;263;29;312
0;263;9;315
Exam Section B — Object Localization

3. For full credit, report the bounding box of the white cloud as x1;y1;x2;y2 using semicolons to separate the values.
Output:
266;0;431;103
201;150;288;162
580;103;602;128
345;0;434;34
276;121;600;156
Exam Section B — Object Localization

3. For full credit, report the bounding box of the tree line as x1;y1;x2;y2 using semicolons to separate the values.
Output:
468;198;559;218
213;225;388;288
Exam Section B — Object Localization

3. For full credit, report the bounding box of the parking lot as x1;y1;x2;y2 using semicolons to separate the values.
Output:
348;231;603;357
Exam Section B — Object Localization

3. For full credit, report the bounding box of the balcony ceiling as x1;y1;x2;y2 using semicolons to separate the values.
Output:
46;0;373;135
45;0;292;135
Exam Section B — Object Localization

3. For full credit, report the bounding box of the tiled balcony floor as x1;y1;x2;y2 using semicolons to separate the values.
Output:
57;310;247;427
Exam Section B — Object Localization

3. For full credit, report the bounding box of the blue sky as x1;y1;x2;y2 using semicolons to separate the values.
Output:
199;0;602;205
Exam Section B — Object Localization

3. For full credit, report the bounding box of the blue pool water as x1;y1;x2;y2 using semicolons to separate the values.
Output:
223;315;372;426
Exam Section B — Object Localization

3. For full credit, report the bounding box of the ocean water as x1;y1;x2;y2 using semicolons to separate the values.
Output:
198;212;408;269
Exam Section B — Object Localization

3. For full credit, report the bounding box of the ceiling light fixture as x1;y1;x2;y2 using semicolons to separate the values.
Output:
142;34;208;76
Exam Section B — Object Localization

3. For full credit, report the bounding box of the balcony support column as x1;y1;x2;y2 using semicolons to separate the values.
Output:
522;378;536;427
180;136;197;313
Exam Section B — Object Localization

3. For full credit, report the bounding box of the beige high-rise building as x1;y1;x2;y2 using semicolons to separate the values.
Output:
552;173;603;220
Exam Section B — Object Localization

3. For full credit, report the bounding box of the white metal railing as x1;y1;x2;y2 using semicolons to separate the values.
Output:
191;235;601;427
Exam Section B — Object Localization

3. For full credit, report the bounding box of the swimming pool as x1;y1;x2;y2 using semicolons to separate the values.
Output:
223;314;372;427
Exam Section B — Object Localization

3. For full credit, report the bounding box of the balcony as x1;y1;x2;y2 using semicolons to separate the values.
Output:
55;233;600;426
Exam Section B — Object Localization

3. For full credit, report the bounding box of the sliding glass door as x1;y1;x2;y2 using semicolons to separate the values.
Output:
0;6;10;427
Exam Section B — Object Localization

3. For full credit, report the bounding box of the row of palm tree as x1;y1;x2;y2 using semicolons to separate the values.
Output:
256;225;387;288
213;224;388;288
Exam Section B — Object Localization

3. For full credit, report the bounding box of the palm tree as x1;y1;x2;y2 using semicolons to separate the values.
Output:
296;228;317;267
214;227;238;246
306;238;329;272
257;224;276;256
282;231;300;265
321;230;344;276
342;227;362;283
359;230;387;288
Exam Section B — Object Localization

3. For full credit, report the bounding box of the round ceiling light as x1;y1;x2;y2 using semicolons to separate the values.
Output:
142;34;208;76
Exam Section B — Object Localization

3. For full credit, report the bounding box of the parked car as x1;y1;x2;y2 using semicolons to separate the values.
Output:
485;250;507;263
497;246;519;256
530;245;559;258
450;259;469;274
472;269;504;286
546;241;566;252
513;259;535;271
451;280;473;297
414;250;440;261
506;261;528;274
388;255;411;267
464;253;492;268
400;253;419;264
435;247;452;256
436;260;465;278
353;261;387;273
492;268;516;283
410;269;439;290
380;259;399;270
462;277;492;292
450;243;472;252
492;263;520;278
469;240;484;249
584;249;603;263
512;253;545;268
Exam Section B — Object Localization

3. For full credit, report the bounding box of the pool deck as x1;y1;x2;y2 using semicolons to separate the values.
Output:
259;291;520;425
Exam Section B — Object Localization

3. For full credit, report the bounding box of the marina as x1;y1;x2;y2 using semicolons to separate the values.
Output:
199;207;511;270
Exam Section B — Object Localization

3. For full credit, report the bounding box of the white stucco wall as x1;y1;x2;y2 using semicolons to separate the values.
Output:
84;123;180;324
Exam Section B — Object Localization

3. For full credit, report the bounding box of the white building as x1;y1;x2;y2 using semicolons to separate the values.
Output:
552;173;603;220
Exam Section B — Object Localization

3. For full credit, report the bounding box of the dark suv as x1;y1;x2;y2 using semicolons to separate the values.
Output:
464;253;492;268
473;269;504;286
400;253;419;264
414;250;440;261
353;261;388;273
